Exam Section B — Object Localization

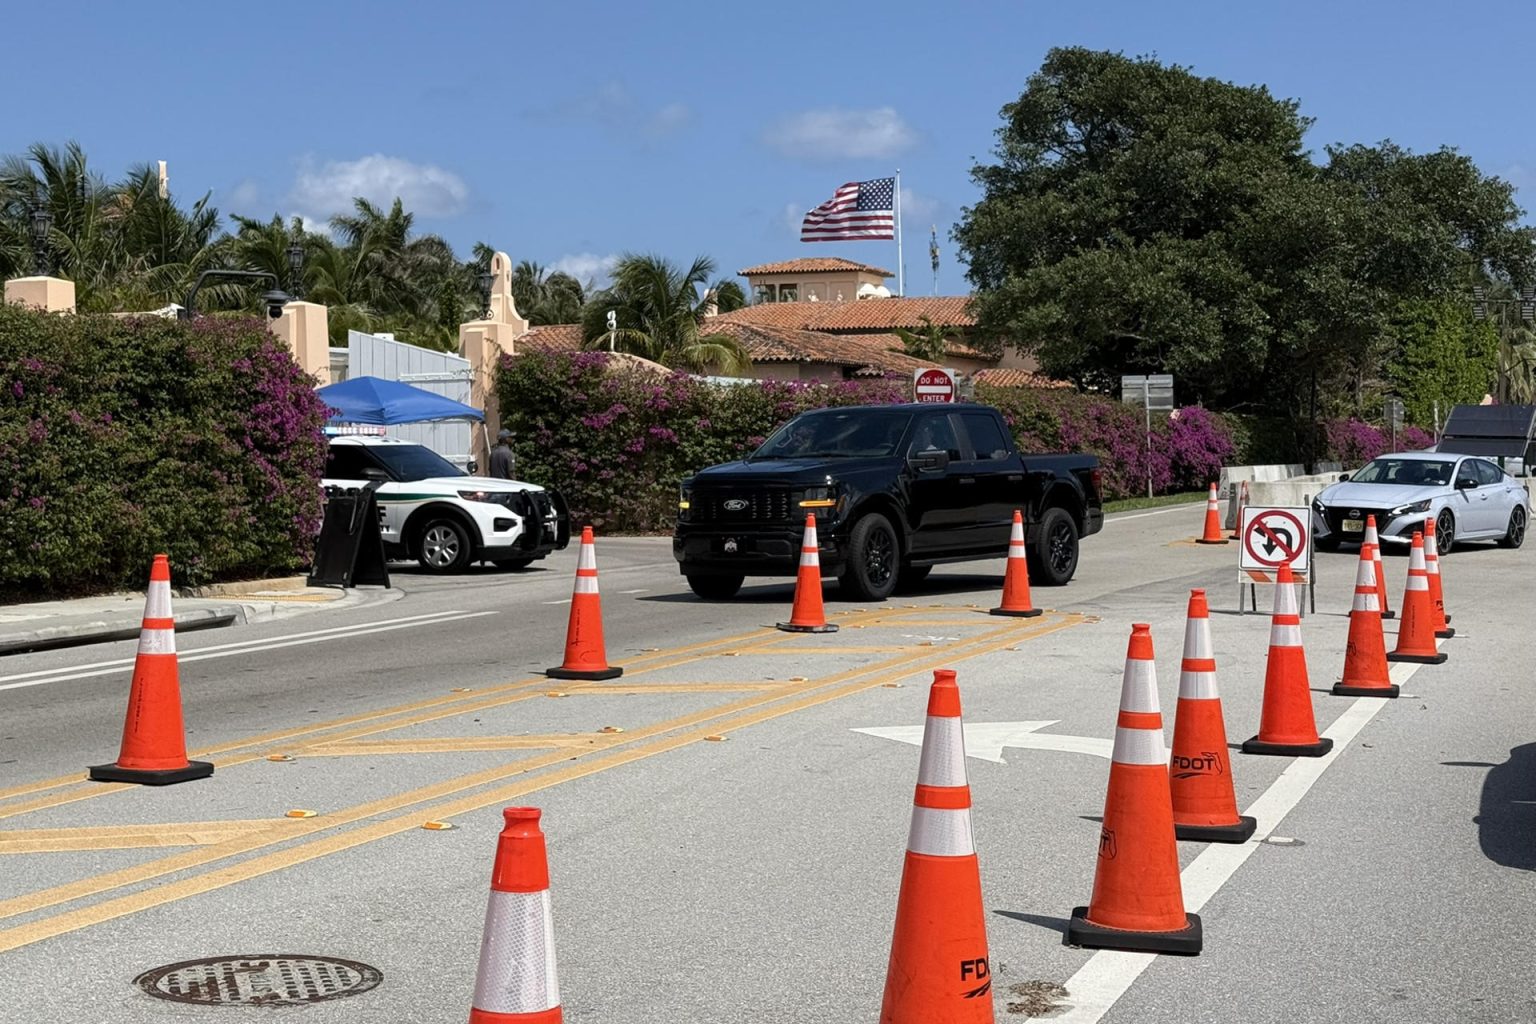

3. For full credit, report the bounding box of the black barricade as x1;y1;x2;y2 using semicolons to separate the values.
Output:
307;483;391;588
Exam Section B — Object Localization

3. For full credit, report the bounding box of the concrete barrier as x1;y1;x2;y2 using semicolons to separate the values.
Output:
1220;463;1344;528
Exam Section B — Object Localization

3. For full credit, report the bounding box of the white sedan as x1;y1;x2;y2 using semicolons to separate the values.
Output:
1311;451;1528;553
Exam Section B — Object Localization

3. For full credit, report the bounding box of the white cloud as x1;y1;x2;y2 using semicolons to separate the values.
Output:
226;179;261;211
899;186;940;223
552;252;619;288
781;202;806;234
287;154;470;221
763;107;917;161
533;84;690;141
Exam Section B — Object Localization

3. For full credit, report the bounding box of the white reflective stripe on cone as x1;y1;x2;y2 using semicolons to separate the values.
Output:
907;806;975;857
800;549;819;568
1010;519;1025;543
1269;623;1302;647
1352;590;1380;613
915;715;967;788
473;889;560;1014
1178;670;1218;700
577;543;596;571
1274;581;1299;616
1111;726;1165;765
138;629;175;656
1118;658;1159;713
573;575;599;595
1356;559;1377;589
1181;621;1213;661
1405;574;1429;592
144;580;172;620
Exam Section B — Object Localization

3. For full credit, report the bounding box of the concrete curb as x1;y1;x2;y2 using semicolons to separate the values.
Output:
177;575;311;598
0;605;244;657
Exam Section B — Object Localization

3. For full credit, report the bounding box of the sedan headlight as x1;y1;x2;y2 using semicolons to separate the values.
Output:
1389;499;1432;516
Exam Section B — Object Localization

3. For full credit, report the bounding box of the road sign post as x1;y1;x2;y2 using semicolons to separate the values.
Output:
913;367;958;404
1120;374;1174;498
1237;504;1315;615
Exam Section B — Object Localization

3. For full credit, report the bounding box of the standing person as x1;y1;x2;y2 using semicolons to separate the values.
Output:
488;429;517;480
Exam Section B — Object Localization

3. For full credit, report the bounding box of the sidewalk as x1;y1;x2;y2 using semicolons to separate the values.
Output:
0;577;396;656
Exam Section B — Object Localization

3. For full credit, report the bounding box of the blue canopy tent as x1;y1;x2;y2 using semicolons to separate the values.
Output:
316;376;484;425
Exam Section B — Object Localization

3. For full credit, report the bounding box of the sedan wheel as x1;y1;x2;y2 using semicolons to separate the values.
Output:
1434;509;1455;555
1501;505;1527;549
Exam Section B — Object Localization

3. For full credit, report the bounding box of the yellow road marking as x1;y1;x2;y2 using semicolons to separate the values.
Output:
0;819;306;855
560;683;787;694
769;645;906;654
0;614;1079;947
304;735;609;756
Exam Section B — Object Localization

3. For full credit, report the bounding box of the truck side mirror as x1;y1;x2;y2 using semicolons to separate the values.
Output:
909;450;950;473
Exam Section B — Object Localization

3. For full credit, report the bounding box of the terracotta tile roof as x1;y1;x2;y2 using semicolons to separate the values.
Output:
713;296;976;333
737;257;893;277
973;367;1073;390
706;321;936;377
516;324;585;352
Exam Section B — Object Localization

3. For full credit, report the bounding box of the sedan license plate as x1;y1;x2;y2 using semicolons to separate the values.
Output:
1342;517;1364;534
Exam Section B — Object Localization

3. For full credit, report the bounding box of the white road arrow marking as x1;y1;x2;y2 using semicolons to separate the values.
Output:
851;721;1114;764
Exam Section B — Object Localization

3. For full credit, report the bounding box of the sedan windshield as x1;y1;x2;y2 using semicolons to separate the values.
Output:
1350;457;1456;487
752;410;912;459
369;444;466;481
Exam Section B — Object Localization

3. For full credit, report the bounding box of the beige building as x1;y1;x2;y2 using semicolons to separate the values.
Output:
738;257;894;304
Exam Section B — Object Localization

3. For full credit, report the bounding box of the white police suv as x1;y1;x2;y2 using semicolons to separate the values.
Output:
322;436;570;573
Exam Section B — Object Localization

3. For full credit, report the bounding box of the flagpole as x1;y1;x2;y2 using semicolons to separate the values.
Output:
894;169;904;297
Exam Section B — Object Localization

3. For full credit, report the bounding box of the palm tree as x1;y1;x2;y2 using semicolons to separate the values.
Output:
895;315;951;362
510;260;590;325
582;253;750;374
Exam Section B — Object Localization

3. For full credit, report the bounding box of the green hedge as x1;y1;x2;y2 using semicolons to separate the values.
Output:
0;306;328;597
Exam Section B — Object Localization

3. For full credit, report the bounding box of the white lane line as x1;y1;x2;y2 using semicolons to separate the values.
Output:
0;611;495;692
1052;652;1430;1022
543;599;573;606
1108;503;1205;522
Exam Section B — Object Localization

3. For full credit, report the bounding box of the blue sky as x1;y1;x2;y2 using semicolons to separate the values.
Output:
5;0;1535;298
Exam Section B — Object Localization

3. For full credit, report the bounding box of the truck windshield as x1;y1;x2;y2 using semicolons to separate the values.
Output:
369;444;467;481
752;411;912;459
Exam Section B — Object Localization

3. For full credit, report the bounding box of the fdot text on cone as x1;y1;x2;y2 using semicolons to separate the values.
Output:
1195;483;1228;544
880;669;994;1022
546;526;622;680
1332;540;1398;698
1423;517;1454;638
469;807;562;1023
989;509;1041;618
1241;563;1333;757
1170;590;1255;843
1387;532;1447;665
778;514;837;634
1067;624;1202;955
88;554;213;786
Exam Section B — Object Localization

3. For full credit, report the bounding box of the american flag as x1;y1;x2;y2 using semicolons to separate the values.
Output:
800;178;896;242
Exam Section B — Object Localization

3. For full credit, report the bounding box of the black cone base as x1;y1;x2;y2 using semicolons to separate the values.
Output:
1175;815;1257;844
1195;538;1229;545
1387;651;1447;665
776;622;838;633
1381;610;1396;620
1242;735;1334;757
1332;682;1400;698
1435;627;1455;638
545;665;623;680
1066;907;1203;956
88;760;214;786
989;607;1042;618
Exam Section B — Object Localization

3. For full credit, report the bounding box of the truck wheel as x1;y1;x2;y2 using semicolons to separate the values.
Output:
1032;506;1079;586
417;518;473;574
895;564;933;592
841;513;899;601
687;574;744;600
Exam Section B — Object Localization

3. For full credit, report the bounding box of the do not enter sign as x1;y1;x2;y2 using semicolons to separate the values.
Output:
1239;507;1311;572
913;367;958;403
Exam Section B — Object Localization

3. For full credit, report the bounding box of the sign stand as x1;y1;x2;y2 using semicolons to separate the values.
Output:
1236;501;1315;617
307;482;391;589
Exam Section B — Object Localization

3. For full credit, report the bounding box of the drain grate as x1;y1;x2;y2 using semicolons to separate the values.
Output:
135;955;382;1006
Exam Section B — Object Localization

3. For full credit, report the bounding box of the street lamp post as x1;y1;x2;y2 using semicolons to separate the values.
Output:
476;270;493;319
177;270;290;321
30;205;52;276
287;243;305;301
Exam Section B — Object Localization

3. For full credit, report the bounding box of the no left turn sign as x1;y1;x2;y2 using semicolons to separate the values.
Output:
1239;507;1311;572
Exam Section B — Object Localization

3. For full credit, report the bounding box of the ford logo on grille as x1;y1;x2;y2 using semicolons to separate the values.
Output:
723;499;749;511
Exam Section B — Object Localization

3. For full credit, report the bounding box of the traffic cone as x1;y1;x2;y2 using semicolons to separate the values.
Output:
546;527;622;680
88;555;213;786
1331;543;1398;698
469;808;562;1024
1241;563;1333;757
1195;483;1228;544
778;515;837;633
1387;533;1447;665
989;510;1041;618
880;669;994;1022
1170;590;1255;843
1365;516;1393;620
1228;481;1249;539
1422;517;1454;637
1067;624;1202;955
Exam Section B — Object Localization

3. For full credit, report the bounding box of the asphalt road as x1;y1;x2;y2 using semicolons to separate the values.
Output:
0;504;1531;1023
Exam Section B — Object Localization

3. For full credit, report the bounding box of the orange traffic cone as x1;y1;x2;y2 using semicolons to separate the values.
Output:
88;555;213;786
1067;624;1202;955
1228;480;1249;539
1387;533;1447;665
546;527;622;680
989;510;1041;618
1364;516;1393;620
1241;563;1333;757
1332;543;1398;698
778;515;837;633
1423;517;1454;637
1170;590;1255;843
1195;483;1228;544
880;669;994;1021
469;808;562;1023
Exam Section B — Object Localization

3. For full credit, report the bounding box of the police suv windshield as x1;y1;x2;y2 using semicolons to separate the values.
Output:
369;444;466;481
751;410;913;459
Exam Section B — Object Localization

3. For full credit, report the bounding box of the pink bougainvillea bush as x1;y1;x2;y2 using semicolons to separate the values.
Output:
0;306;327;597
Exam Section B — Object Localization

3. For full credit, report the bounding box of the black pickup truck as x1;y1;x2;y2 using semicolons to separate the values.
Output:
673;403;1103;600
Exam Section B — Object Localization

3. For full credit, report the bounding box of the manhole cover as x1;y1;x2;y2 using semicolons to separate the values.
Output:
135;955;382;1006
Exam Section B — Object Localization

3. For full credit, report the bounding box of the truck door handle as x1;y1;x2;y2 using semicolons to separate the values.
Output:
958;477;976;485
1007;474;1023;482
